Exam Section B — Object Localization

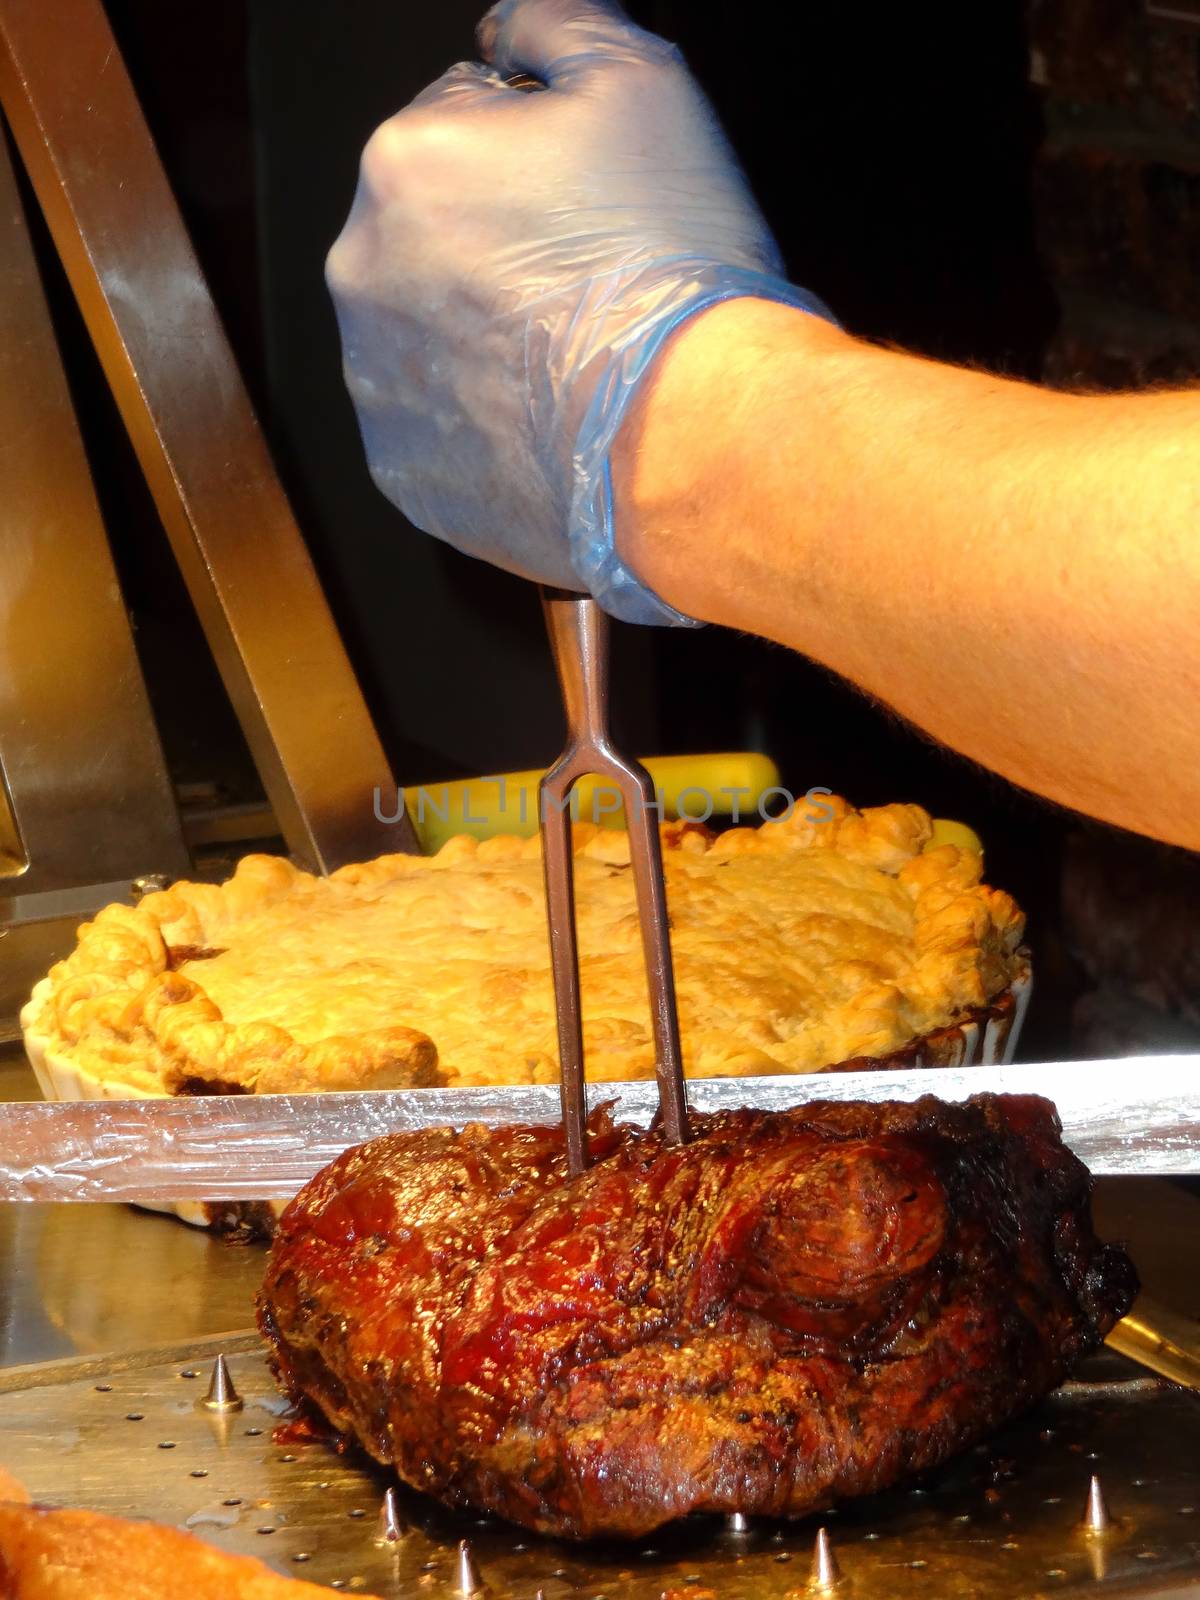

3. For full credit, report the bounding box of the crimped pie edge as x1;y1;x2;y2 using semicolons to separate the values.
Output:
20;797;1026;1097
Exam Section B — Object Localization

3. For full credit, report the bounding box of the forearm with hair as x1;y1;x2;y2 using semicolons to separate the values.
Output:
614;299;1200;850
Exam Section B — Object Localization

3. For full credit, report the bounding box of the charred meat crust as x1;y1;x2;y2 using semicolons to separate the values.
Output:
257;1096;1136;1540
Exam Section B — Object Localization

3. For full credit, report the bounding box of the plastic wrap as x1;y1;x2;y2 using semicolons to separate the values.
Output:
10;1050;1200;1205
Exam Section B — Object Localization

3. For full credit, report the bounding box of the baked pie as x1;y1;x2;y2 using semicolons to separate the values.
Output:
23;796;1026;1098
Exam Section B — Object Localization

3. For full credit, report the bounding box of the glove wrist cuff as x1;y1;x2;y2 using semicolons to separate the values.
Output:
568;270;837;628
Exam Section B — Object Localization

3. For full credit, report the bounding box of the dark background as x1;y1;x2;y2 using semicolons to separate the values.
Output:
18;0;1200;1060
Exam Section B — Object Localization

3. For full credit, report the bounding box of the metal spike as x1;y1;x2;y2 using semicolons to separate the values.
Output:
727;1510;751;1534
808;1526;842;1591
1083;1474;1112;1535
376;1486;404;1544
456;1538;485;1595
198;1353;243;1413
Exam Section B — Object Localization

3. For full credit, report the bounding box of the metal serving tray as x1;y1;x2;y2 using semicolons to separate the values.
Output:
1;1334;1198;1599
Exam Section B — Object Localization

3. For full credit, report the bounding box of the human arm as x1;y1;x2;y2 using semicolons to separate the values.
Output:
615;299;1200;850
327;0;1200;849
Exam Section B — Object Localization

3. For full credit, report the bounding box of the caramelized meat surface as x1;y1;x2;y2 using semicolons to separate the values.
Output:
258;1097;1135;1540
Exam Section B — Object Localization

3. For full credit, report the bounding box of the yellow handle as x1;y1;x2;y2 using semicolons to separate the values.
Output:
405;753;783;853
928;817;983;855
402;758;985;857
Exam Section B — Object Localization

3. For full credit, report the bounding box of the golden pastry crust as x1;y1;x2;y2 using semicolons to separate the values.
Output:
23;798;1025;1095
0;1494;379;1598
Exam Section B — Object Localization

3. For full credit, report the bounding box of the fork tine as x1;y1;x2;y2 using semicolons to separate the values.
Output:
540;762;588;1175
619;764;689;1147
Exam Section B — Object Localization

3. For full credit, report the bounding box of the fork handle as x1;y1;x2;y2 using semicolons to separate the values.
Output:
541;587;612;751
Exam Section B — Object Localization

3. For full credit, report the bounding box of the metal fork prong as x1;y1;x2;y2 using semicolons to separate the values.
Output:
540;763;588;1175
617;762;689;1147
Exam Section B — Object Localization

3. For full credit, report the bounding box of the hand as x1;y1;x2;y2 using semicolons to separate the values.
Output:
327;0;833;624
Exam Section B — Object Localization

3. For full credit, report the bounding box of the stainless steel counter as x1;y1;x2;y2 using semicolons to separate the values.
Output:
5;1338;1200;1600
0;1044;264;1368
0;1200;264;1369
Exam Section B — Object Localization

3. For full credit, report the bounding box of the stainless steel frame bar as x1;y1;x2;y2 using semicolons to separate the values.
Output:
0;127;188;897
0;0;418;872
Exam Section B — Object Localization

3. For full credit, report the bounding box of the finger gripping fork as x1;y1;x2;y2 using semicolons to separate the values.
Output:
539;588;690;1175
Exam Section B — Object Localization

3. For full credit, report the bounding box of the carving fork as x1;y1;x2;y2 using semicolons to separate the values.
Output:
539;589;690;1174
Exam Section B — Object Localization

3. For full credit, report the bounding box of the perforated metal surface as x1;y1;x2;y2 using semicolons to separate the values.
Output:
1;1338;1198;1598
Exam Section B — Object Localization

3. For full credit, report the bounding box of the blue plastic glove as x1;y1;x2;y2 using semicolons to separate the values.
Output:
327;0;835;625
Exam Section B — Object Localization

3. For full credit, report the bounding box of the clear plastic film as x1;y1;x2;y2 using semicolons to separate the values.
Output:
4;1050;1197;1202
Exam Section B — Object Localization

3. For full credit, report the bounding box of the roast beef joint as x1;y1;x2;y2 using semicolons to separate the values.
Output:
258;1096;1136;1540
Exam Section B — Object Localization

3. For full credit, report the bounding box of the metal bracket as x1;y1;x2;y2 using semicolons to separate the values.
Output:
0;0;419;875
0;127;189;900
